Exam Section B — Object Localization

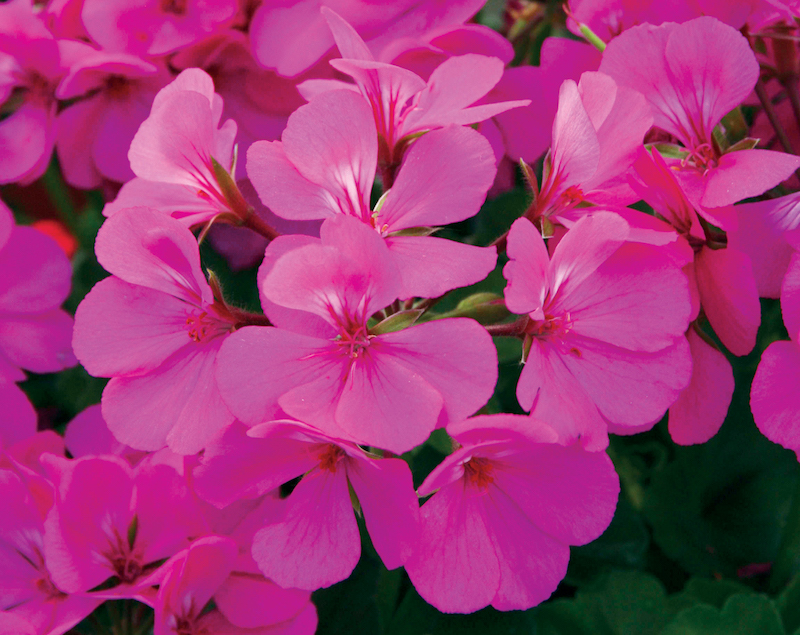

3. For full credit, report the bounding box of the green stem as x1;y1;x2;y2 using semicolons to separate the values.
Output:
770;469;800;592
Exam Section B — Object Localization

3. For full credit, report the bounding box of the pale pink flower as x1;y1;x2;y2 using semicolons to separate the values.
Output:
600;16;800;207
216;216;497;453
503;213;692;449
247;89;498;299
73;208;240;454
405;414;619;613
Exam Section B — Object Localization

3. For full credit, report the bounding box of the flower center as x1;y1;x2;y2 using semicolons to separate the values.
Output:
105;75;132;100
335;323;373;360
680;142;718;176
185;308;233;343
526;311;573;341
464;457;494;490
318;445;345;473
161;0;188;15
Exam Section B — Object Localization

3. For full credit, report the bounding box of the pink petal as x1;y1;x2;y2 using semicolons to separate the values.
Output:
194;420;318;508
321;7;373;60
44;456;135;593
400;54;506;134
663;16;758;141
102;178;222;227
377;318;498;426
492;442;619;546
251;468;359;590
0;382;36;448
0;309;76;374
378;125;496;231
486;488;569;611
405;484;499;613
503;217;554;315
702;149;800;208
346;456;419;570
281;90;376;220
0;225;71;314
549;212;630;296
561;334;692;428
334;344;444;453
520;341;609;450
215;326;338;426
694;247;760;356
668;329;734;445
63;404;136;460
72;277;193;377
0;613;36;635
0;103;50;184
385;236;497;300
566;241;692;352
55;99;103;189
103;342;233;454
215;574;311;629
94;208;211;304
246;141;339;221
728;194;800;298
783;254;800;342
549;79;600;192
751;340;800;458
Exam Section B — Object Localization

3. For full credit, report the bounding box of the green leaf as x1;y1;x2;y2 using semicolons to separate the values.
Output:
387;586;535;635
661;594;785;635
777;572;800;633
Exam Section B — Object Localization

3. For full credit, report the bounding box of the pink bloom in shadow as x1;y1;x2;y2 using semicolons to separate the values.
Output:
405;414;619;613
194;419;419;591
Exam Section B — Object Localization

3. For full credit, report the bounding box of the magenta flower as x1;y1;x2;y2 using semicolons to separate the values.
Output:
0;469;102;634
248;0;484;78
298;8;528;171
503;213;692;449
73;207;240;454
752;236;800;457
148;535;317;635
248;89;498;299
600;16;800;207
404;414;619;613
525;71;653;229
81;0;238;56
42;455;207;598
0;200;76;386
104;68;244;228
195;418;419;590
216;215;497;453
55;49;171;187
0;0;64;184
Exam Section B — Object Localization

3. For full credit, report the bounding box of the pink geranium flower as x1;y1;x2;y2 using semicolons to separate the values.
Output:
55;48;171;187
73;208;243;455
405;414;619;613
0;199;76;387
194;419;419;590
247;89;498;299
297;8;528;176
0;469;102;634
752;234;800;457
42;455;207;598
503;212;692;449
600;16;800;207
216;216;497;453
523;71;653;231
0;0;64;184
81;0;238;56
148;535;317;635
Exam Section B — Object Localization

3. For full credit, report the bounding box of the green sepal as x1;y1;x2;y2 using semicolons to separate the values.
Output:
648;143;690;160
127;514;138;550
436;293;510;325
370;309;425;335
387;226;440;237
726;137;760;153
348;478;362;517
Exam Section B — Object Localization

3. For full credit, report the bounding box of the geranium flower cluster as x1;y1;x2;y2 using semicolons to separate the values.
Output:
4;0;800;632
